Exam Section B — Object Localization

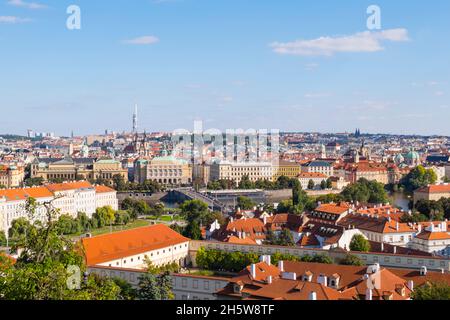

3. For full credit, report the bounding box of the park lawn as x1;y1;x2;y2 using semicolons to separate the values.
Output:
72;219;151;238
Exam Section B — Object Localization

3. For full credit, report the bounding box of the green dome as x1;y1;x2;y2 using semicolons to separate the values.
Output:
406;150;420;160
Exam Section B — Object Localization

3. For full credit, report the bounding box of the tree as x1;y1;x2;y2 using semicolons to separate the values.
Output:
350;234;371;252
1;197;121;300
137;273;160;300
180;200;210;225
320;180;327;190
0;231;6;246
237;196;256;210
266;229;295;247
24;177;44;187
340;254;364;266
292;180;309;212
113;277;138;300
400;165;438;192
412;282;450;300
238;175;255;190
341;178;389;204
112;174;127;191
311;254;333;264
184;220;202;240
326;178;333;189
308;179;315;190
415;199;446;221
137;272;173;300
8;217;32;239
93;206;116;227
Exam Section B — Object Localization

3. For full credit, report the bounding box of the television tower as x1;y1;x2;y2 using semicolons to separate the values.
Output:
133;104;138;133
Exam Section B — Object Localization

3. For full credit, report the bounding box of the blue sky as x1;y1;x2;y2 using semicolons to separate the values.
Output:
1;0;449;136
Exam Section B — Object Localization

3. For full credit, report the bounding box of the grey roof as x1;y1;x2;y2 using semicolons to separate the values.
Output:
36;157;96;165
308;161;332;167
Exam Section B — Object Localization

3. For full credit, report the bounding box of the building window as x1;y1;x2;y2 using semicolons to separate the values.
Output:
182;279;187;288
193;280;198;289
204;281;209;290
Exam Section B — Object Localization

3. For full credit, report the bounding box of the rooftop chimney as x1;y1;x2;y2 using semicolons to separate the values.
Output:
407;280;414;292
267;276;273;284
309;291;317;301
278;260;284;272
281;272;297;280
317;274;328;287
365;289;373;301
250;264;257;279
420;266;427;276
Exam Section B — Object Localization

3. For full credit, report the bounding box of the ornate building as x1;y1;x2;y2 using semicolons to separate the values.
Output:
31;157;128;183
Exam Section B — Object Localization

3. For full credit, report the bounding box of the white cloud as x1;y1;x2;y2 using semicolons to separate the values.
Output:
0;15;31;23
304;92;331;98
123;36;160;45
271;28;409;56
7;0;47;9
435;91;445;96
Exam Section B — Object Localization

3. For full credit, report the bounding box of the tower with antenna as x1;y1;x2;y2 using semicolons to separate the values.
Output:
133;104;138;134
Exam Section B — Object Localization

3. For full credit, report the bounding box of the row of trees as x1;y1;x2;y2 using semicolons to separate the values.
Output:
195;247;333;273
8;206;135;238
169;200;226;240
23;174;163;194
121;197;166;218
207;176;301;191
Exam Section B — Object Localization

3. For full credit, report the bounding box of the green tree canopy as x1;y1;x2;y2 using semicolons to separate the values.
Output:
349;234;371;252
412;282;450;300
400;165;438;192
237;196;256;210
341;178;389;204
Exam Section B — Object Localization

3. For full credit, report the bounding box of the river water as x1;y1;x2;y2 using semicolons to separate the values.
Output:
391;192;412;211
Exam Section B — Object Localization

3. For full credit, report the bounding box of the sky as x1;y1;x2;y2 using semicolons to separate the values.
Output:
0;0;449;136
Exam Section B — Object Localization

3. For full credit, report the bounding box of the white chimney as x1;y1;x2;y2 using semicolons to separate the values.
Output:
396;222;400;231
309;291;317;301
381;242;384;252
317;274;328;287
420;266;427;276
281;272;297;280
267;276;273;284
407;280;414;292
263;215;267;225
250;264;257;279
278;260;284;272
393;246;397;254
365;289;373;301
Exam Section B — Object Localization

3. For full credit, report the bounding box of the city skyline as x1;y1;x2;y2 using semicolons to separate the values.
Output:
1;0;449;136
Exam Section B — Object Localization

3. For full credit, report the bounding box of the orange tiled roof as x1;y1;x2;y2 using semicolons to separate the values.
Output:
46;181;93;192
95;185;116;193
416;184;450;194
0;186;53;201
225;236;257;245
315;203;350;215
415;231;450;241
81;224;190;266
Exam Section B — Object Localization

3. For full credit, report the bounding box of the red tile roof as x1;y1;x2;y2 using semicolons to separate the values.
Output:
416;184;450;194
81;224;190;266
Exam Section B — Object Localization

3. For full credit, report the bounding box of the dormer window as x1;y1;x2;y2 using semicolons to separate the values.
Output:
233;283;243;294
302;272;313;282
